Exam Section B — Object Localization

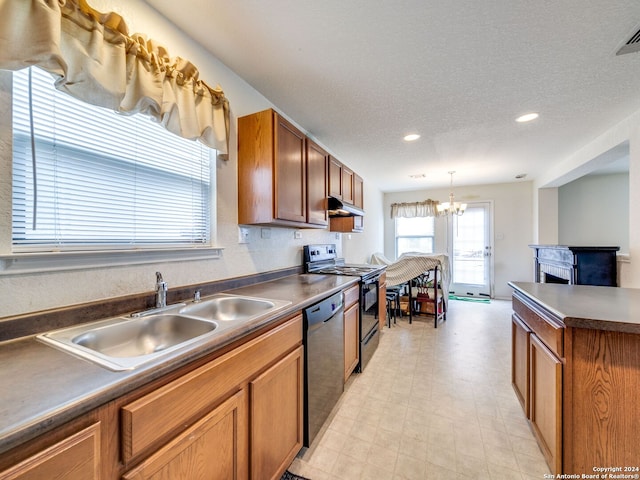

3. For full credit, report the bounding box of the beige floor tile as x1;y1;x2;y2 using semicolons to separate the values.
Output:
306;445;339;472
455;453;491;479
361;462;396;480
481;426;513;450
423;462;458;480
331;453;366;479
318;427;348;451
515;451;552;477
394;453;427;478
484;443;520;471
399;436;429;463
487;462;525;480
286;300;549;479
366;443;399;470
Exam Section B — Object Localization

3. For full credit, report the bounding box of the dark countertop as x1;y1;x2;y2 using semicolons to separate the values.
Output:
0;273;358;455
509;281;640;334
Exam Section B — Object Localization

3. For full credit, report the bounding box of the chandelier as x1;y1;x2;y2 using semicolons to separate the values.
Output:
437;171;466;216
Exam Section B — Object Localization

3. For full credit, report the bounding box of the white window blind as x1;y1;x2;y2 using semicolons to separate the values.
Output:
395;216;435;257
11;67;212;252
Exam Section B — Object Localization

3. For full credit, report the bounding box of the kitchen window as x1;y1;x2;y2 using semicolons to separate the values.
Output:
395;216;435;257
11;67;214;254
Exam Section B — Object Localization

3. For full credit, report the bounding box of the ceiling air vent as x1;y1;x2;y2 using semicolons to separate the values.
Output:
616;27;640;56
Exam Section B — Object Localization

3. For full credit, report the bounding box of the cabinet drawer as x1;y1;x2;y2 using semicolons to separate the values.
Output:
121;315;302;462
0;423;100;480
344;285;359;309
513;294;564;358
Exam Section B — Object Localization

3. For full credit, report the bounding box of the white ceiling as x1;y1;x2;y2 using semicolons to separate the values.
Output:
145;0;640;192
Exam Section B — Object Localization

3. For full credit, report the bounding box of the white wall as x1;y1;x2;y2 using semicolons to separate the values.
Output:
558;173;629;253
342;180;385;264
534;109;640;287
0;0;384;317
535;188;559;244
383;181;533;299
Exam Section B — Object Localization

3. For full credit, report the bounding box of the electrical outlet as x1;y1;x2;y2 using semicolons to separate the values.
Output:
294;231;302;239
261;228;271;239
238;227;250;244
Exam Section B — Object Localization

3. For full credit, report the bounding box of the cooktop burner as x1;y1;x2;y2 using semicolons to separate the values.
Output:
303;244;385;280
313;265;381;276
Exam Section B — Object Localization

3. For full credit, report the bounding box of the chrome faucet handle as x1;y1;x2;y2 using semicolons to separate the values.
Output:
155;271;168;308
194;290;201;302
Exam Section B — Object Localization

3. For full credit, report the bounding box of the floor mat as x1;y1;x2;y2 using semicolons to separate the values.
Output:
449;294;490;303
280;471;311;480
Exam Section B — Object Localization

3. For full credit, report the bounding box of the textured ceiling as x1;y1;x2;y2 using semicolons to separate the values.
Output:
145;0;640;191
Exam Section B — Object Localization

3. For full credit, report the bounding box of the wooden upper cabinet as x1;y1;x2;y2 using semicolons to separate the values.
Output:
306;140;328;226
353;174;363;209
238;109;309;227
328;156;362;208
341;165;354;205
328;156;342;199
275;115;306;223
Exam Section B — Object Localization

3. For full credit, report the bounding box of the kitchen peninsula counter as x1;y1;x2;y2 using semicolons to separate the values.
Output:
508;281;640;475
509;281;640;333
0;273;358;456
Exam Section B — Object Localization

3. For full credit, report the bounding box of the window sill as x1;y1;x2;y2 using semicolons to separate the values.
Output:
0;247;223;276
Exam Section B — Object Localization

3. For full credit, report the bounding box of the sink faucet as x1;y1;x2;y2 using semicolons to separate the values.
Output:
155;272;168;308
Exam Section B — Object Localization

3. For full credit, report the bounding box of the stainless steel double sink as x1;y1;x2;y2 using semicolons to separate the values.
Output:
37;294;291;371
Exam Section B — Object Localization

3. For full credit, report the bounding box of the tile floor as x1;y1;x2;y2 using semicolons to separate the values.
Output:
287;298;552;480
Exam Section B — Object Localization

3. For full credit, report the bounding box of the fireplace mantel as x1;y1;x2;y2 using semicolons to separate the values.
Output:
529;245;619;287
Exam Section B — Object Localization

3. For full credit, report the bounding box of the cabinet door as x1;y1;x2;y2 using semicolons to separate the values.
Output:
328;156;342;199
344;303;360;381
123;390;248;480
530;334;562;474
274;114;306;223
353;174;363;209
378;282;387;329
341;166;354;204
512;314;531;417
306;140;328;226
0;423;100;480
250;346;304;480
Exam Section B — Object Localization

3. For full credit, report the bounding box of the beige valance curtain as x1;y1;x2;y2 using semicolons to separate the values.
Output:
0;0;229;154
390;199;440;218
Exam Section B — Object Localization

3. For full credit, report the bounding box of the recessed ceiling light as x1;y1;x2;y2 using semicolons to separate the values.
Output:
515;173;527;179
404;134;420;141
515;113;539;123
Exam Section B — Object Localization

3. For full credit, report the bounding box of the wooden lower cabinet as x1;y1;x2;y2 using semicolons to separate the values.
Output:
0;423;100;480
529;334;562;474
123;390;247;480
250;346;304;480
378;280;387;329
1;315;303;480
511;314;531;417
511;290;640;474
344;303;359;381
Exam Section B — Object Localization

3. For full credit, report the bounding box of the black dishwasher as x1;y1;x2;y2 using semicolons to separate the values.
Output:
303;291;344;447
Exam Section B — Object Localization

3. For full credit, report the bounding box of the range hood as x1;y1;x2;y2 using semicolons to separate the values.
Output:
328;196;364;217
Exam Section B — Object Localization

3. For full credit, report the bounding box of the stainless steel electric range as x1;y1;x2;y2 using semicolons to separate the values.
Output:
304;244;385;373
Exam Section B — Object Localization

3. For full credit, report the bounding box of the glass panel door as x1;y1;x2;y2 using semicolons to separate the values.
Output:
448;202;492;298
